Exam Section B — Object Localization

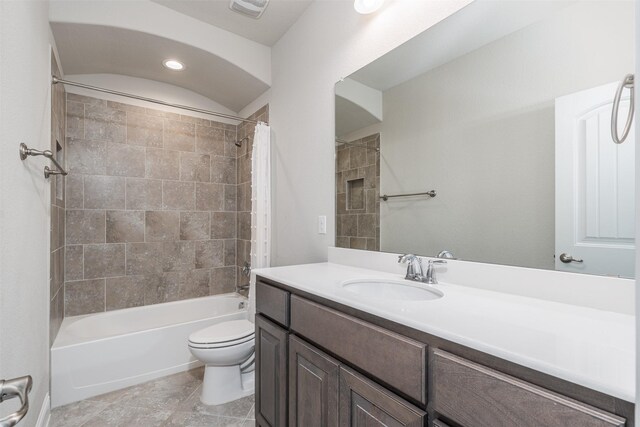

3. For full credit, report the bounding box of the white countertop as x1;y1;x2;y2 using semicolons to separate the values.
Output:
254;262;635;402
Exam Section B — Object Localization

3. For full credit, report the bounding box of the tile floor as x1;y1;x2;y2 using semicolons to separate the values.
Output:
50;367;255;426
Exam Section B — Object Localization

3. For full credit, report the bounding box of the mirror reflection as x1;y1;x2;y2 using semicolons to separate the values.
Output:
335;0;635;278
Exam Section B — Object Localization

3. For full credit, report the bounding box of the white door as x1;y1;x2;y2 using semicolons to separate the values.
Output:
555;82;635;277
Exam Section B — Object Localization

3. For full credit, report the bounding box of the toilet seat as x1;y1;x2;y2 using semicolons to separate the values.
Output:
188;319;255;349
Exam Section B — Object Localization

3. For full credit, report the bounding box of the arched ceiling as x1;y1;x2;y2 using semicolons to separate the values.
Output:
48;0;292;112
51;22;269;112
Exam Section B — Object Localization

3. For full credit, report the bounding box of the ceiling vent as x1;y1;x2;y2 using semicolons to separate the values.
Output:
229;0;270;19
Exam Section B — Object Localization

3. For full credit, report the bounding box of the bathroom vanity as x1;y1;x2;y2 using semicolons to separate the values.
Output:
252;261;633;427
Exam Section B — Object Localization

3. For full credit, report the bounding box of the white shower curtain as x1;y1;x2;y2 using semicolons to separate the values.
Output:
248;122;271;322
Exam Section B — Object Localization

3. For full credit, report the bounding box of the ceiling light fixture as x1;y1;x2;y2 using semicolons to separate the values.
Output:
354;0;384;14
163;59;185;71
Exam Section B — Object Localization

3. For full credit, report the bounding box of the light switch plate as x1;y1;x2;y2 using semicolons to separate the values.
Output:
318;215;327;234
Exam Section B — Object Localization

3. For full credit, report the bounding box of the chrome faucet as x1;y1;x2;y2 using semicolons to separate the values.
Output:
398;254;424;281
424;260;447;284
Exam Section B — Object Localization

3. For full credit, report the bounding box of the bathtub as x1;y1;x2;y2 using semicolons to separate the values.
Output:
51;293;248;408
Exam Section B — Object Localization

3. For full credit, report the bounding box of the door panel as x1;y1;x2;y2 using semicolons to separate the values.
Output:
555;81;635;277
256;315;288;427
289;335;339;427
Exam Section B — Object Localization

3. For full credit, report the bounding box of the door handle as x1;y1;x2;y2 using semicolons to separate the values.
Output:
559;253;583;264
0;376;32;427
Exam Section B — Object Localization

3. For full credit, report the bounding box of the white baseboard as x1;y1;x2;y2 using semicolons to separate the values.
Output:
35;393;50;427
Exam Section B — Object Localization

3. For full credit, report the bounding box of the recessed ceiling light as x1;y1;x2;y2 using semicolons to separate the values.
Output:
354;0;384;14
163;59;185;71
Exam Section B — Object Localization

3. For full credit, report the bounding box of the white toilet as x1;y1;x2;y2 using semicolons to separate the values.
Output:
188;317;256;405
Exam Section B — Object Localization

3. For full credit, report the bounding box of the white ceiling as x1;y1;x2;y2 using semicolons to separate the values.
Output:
51;22;270;111
150;0;314;46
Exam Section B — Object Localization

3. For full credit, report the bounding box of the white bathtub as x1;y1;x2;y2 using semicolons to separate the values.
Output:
51;294;248;408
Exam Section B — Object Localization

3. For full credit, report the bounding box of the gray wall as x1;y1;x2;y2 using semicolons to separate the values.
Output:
377;1;634;269
63;93;267;316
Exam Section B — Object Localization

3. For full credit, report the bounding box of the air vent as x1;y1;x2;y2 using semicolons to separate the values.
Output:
229;0;270;19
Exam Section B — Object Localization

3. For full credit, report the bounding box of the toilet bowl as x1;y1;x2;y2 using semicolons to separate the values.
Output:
188;318;255;405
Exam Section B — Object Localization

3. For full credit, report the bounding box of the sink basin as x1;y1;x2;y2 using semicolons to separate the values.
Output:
340;278;443;301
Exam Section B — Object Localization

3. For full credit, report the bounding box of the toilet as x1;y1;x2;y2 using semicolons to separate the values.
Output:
188;318;256;405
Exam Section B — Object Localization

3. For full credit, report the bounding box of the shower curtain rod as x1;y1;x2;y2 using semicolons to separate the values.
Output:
51;76;259;125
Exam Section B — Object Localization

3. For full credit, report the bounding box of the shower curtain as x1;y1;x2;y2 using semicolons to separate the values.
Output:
249;122;271;321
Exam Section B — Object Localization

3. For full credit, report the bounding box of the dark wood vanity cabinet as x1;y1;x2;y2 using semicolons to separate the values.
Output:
254;278;631;427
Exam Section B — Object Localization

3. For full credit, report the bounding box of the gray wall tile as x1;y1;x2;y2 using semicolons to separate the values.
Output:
163;181;195;210
145;211;180;242
84;176;125;209
67;138;106;175
66;101;84;139
127;113;163;147
195;183;223;211
146;148;179;180
84;244;126;279
195;125;225;155
164;119;195;152
126;243;164;275
180;152;210;182
163;241;195;272
126;178;163;210
211;212;236;239
211;156;236;184
65;279;105;316
106;142;146;177
211;267;236;294
85;104;126;142
65;174;84;209
195;240;224;269
106;210;144;243
65;245;84;282
180;212;210;241
63;94;269;314
106;276;144;310
66;210;106;244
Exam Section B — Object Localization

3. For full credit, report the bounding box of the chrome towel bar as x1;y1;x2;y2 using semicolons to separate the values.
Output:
611;74;634;144
19;143;68;179
0;375;32;427
380;190;436;201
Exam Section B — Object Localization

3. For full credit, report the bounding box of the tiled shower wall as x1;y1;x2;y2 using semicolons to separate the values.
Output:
50;53;66;345
336;134;380;251
63;92;267;316
236;105;269;290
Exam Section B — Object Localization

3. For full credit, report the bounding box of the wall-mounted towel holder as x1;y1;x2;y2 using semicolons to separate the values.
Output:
611;73;634;144
19;143;68;179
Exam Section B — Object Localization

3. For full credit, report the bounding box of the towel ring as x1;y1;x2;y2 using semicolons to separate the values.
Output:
611;74;634;144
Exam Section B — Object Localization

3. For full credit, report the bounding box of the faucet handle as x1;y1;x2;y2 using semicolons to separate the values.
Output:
398;254;415;263
429;259;447;265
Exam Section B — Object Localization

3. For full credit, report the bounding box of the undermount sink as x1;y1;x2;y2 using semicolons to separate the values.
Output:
340;278;444;301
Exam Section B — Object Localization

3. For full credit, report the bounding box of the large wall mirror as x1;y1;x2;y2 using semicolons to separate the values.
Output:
335;0;636;278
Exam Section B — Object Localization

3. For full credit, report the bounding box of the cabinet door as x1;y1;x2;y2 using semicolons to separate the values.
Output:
339;367;426;427
289;335;339;427
256;315;288;427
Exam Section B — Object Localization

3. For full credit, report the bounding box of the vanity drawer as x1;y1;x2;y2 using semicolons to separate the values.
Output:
290;295;427;404
256;280;290;327
432;349;626;427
